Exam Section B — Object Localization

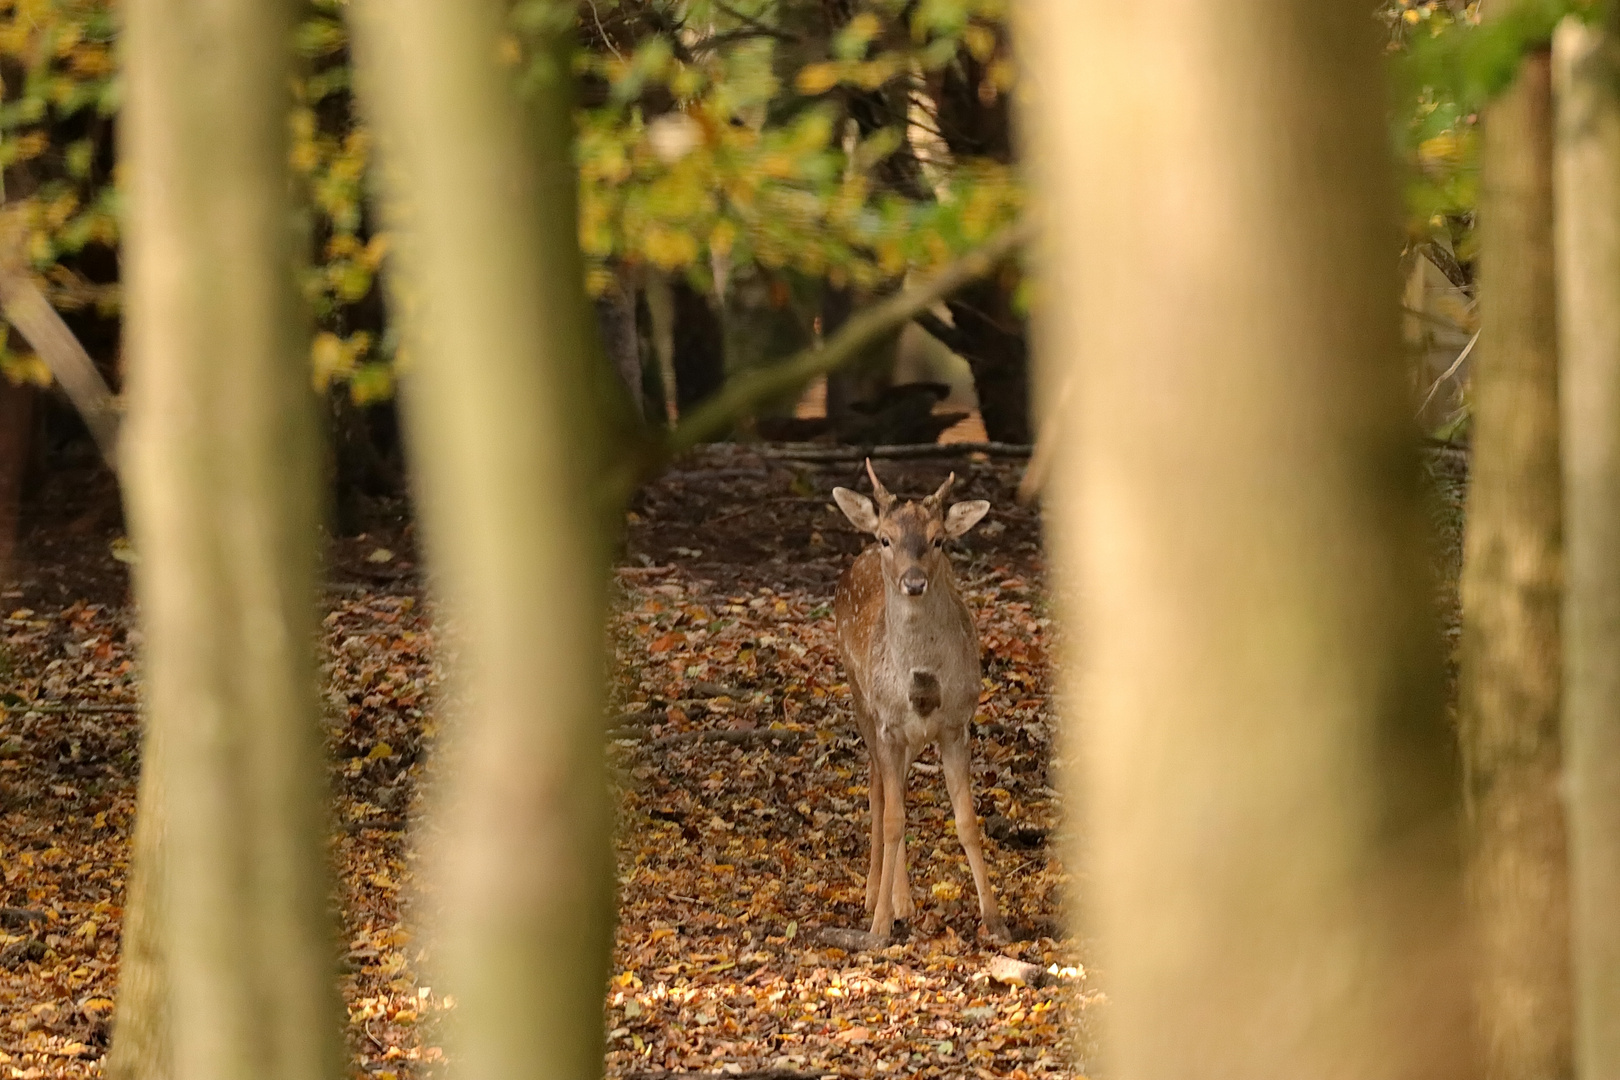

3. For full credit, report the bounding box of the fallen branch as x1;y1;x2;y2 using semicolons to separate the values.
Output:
756;441;1031;463
0;701;139;714
0;907;45;927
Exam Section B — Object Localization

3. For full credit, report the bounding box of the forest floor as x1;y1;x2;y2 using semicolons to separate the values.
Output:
0;444;1094;1079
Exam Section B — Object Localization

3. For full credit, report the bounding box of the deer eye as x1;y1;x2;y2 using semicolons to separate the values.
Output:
933;538;944;549
880;537;891;548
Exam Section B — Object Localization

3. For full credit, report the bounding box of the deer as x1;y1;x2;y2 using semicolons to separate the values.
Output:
830;460;1010;944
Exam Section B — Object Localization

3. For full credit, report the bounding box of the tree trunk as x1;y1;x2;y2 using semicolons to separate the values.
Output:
595;273;643;422
0;378;30;581
1460;43;1574;1080
115;0;343;1072
1554;16;1620;1078
1020;2;1476;1078
672;278;726;414
349;5;615;1080
944;277;1029;443
933;38;1030;445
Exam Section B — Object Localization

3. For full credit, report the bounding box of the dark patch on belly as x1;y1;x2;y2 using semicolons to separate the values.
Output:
909;671;941;718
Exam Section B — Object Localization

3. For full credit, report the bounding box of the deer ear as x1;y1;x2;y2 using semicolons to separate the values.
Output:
944;499;991;538
832;487;880;533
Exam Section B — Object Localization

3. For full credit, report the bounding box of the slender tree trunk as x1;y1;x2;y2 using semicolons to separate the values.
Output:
596;273;643;422
349;4;615;1080
1461;42;1575;1080
1020;2;1476;1077
1555;16;1620;1078
114;0;342;1073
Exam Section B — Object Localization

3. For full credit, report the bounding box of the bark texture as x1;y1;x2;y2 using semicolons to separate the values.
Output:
1555;17;1620;1079
115;0;342;1074
105;725;170;1080
1461;44;1575;1080
1020;2;1475;1078
349;6;615;1080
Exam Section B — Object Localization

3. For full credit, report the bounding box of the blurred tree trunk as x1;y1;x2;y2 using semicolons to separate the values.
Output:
672;278;726;415
1020;2;1475;1079
112;0;342;1072
0;378;30;581
1461;42;1574;1080
350;3;614;1080
1555;16;1620;1078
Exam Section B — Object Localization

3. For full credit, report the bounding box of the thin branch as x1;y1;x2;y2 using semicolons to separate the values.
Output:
1418;327;1480;416
608;220;1030;499
912;308;969;355
0;258;120;470
1401;304;1474;335
697;0;800;46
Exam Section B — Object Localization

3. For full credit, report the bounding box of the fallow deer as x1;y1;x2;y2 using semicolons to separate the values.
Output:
831;461;1009;943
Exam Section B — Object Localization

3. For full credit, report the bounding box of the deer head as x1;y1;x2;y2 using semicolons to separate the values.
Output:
832;460;991;598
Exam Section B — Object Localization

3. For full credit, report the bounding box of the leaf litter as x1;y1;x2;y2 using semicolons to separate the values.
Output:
0;447;1093;1078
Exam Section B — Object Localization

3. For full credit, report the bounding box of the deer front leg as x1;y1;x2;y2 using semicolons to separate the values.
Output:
864;754;885;914
869;743;909;939
941;733;1010;943
891;745;916;920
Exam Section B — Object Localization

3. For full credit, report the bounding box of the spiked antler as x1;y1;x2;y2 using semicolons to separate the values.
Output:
924;472;956;509
865;458;897;513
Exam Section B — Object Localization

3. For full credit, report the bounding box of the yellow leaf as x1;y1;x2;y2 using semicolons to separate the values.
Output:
367;742;394;760
963;24;997;63
310;331;352;392
709;220;736;258
795;62;841;96
1;351;50;388
361;233;390;270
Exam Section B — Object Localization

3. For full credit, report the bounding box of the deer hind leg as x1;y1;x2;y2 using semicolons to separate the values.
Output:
869;742;910;939
864;754;885;914
941;733;1010;943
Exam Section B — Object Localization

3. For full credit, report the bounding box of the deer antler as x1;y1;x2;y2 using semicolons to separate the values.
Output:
865;458;897;513
925;472;956;509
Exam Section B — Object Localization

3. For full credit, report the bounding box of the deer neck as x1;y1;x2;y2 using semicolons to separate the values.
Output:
880;576;958;665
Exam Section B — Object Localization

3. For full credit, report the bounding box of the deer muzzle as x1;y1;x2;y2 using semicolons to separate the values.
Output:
899;568;928;596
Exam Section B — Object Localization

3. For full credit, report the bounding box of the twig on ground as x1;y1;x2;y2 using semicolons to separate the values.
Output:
610;728;810;750
339;818;408;834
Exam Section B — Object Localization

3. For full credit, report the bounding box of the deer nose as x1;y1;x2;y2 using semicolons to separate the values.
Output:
900;569;928;596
